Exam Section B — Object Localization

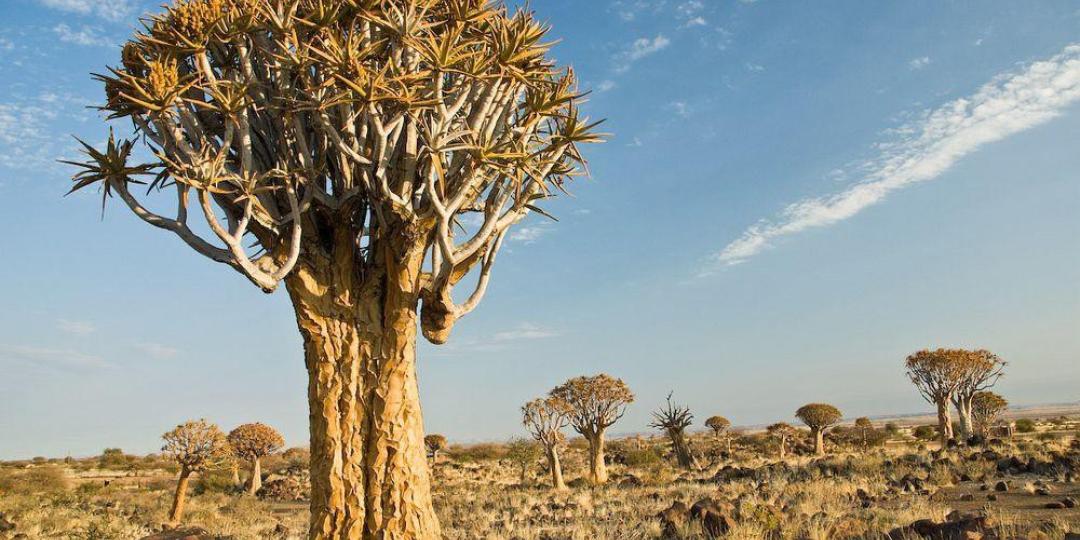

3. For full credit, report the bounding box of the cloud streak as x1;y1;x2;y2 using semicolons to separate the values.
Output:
710;44;1080;269
0;344;111;370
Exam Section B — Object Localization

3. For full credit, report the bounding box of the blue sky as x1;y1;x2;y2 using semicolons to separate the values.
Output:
0;0;1078;459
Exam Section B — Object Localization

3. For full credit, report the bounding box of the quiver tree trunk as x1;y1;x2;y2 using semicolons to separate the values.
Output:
248;457;262;495
669;431;696;469
231;462;240;486
285;231;440;540
545;446;566;490
936;401;954;448
777;437;786;460
813;429;825;456
168;466;191;524
585;431;608;485
953;397;973;440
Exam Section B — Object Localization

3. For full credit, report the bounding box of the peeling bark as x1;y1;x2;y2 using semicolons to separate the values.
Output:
285;228;440;540
936;401;954;447
812;428;825;456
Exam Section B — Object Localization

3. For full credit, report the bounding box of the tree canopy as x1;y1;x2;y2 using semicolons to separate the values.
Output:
795;403;842;430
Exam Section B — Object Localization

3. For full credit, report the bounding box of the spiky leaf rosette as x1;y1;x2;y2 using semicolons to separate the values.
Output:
227;422;285;460
74;0;604;344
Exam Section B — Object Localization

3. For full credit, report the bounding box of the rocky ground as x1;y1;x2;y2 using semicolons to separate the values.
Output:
1;434;1079;539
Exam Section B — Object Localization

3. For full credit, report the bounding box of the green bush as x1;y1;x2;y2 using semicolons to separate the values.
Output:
622;446;663;467
912;425;937;441
1015;419;1036;433
193;467;239;495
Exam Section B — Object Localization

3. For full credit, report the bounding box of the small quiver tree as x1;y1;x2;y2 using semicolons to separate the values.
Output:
69;1;605;536
649;392;696;470
550;374;634;485
905;349;968;448
424;434;448;467
766;422;795;460
522;397;570;490
162;419;228;524
227;422;285;495
854;417;873;448
795;403;842;456
704;415;732;454
950;350;1005;439
970;391;1008;439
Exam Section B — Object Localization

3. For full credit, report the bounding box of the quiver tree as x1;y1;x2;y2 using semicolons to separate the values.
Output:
550;374;633;484
854;417;873;448
766;422;795;460
795;403;842;456
227;422;285;495
970;391;1008;438
704;415;732;453
162;419;228;524
68;1;603;537
950;350;1005;439
649;392;696;469
424;434;448;466
905;349;968;447
522;397;570;490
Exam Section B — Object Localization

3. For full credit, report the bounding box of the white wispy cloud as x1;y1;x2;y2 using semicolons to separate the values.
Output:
509;224;552;244
0;92;90;170
38;0;135;21
596;80;617;93
709;44;1080;270
0;344;111;370
668;100;691;118
0;37;14;52
53;24;114;47
615;34;670;73
134;342;180;360
492;323;559;342
908;56;932;70
57;319;96;336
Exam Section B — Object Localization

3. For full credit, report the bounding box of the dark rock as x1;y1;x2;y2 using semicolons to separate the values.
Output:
656;501;689;535
993;481;1008;492
690;498;736;536
1045;502;1067;509
1063;497;1077;508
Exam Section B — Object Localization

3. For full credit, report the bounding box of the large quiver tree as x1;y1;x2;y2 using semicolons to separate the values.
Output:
227;422;285;494
69;1;602;538
950;350;1005;439
905;349;968;448
550;374;633;485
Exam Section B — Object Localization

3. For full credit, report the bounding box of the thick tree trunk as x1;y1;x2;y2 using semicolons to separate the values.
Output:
248;457;262;495
725;437;731;455
953;396;973;440
231;462;240;486
168;467;191;524
777;437;786;460
813;428;825;456
936;401;954;448
286;232;440;540
670;431;696;469
586;431;608;485
545;446;566;490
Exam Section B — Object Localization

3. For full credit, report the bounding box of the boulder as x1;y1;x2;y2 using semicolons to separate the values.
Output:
689;498;735;536
656;501;689;535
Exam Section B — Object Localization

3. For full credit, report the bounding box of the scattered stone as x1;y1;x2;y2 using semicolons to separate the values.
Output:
1063;497;1077;508
689;498;736;536
986;494;997;501
993;481;1009;492
1044;501;1067;509
959;493;975;501
139;528;215;540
